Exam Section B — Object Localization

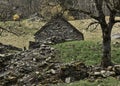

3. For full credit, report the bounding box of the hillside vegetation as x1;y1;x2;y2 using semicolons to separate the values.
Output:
0;18;119;48
0;19;120;85
53;77;120;86
53;41;120;65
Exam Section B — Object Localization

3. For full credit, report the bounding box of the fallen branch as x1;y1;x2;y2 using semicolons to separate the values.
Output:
86;21;99;31
0;26;20;36
90;23;99;32
105;0;120;14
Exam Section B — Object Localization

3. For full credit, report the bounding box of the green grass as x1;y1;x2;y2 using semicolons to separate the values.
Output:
0;20;120;86
53;41;120;65
53;41;120;86
53;41;102;65
53;77;120;86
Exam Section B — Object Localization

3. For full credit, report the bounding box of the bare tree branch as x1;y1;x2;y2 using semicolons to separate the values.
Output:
105;0;120;14
0;26;20;36
90;23;99;32
94;0;105;19
105;0;113;12
86;21;99;31
68;8;99;20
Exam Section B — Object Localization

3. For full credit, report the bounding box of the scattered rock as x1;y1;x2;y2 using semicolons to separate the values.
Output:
112;33;120;39
1;43;120;85
94;72;101;76
0;44;89;85
65;77;71;83
50;69;56;74
60;61;89;82
116;75;120;80
89;65;120;78
100;70;106;74
106;71;115;76
113;65;120;75
107;66;113;71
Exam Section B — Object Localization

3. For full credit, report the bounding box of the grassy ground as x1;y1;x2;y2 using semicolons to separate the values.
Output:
0;19;120;85
53;77;120;86
53;41;102;65
53;41;120;85
53;40;120;65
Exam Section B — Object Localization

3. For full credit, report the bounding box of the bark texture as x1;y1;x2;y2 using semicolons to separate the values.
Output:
101;26;113;67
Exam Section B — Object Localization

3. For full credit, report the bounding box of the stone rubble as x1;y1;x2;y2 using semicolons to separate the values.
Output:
0;43;120;85
0;44;87;85
0;43;22;73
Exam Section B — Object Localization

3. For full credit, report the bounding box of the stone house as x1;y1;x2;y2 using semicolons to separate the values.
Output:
34;14;84;45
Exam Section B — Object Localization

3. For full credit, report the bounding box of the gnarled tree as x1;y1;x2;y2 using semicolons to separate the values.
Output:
57;0;120;68
84;0;120;67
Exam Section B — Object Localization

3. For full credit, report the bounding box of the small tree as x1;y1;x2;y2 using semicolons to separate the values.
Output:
57;0;120;68
81;0;120;67
95;0;120;67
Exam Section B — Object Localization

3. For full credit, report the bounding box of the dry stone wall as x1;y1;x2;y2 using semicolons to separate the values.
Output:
1;43;120;85
33;15;84;47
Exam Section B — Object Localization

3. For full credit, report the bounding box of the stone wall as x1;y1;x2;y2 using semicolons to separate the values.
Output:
34;16;84;45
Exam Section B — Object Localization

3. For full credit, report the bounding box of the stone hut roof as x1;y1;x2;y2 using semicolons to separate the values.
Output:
34;14;84;44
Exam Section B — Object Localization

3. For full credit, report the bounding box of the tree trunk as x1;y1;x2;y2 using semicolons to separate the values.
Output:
101;27;113;68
